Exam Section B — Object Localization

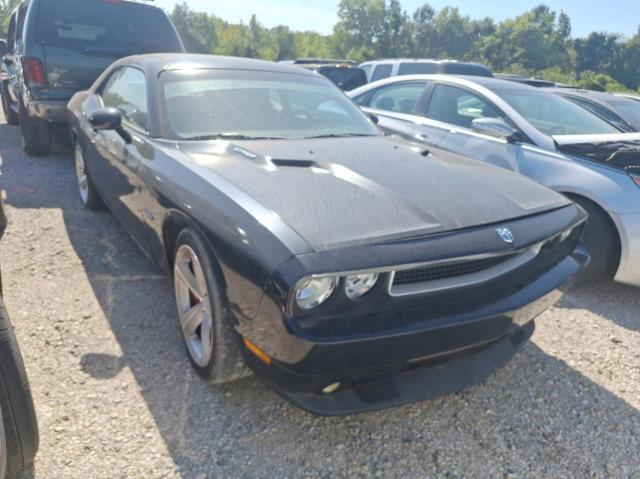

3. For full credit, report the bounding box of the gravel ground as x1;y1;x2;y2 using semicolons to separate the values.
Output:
0;110;639;479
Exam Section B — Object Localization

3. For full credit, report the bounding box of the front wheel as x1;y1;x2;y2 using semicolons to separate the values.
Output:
0;298;39;478
572;196;620;283
74;143;103;210
173;228;249;384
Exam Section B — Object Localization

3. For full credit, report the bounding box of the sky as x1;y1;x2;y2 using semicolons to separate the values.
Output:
154;0;640;38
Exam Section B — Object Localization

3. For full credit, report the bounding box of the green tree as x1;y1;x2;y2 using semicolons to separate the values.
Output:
170;3;218;54
0;0;19;37
333;0;386;61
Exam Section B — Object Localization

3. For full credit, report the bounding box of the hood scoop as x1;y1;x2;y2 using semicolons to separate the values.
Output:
270;159;318;168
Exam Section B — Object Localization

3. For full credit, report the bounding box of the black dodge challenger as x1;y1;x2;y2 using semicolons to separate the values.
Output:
68;54;589;415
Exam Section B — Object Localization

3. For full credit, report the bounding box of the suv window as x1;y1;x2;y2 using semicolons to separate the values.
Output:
368;82;427;115
102;68;148;131
440;63;493;77
317;67;367;91
426;84;503;129
34;0;183;54
398;63;438;75
371;64;392;82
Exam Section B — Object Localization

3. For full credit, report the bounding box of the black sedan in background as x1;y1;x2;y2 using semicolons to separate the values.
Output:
68;54;588;415
0;199;38;478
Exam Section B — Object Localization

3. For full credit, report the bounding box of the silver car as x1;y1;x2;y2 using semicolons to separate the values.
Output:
349;75;640;286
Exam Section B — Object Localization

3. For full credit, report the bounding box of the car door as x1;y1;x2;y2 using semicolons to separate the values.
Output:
354;81;450;147
91;67;153;248
423;82;522;171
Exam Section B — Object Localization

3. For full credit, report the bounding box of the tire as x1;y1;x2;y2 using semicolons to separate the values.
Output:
18;100;51;156
0;83;18;126
173;228;249;384
0;297;39;478
74;142;104;210
571;196;620;283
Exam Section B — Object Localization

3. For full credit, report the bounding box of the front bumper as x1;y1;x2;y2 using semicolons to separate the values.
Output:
611;210;640;286
243;246;589;416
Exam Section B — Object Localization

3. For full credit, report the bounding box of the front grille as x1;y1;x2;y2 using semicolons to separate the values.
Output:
392;254;517;286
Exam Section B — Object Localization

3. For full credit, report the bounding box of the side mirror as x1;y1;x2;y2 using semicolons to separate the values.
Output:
367;112;379;125
88;107;132;143
0;40;6;58
472;118;520;142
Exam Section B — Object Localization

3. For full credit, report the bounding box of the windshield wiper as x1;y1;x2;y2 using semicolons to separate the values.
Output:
183;133;286;141
303;133;377;139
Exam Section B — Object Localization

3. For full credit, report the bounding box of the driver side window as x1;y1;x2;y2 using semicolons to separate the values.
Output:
101;67;148;131
426;84;504;129
368;82;427;115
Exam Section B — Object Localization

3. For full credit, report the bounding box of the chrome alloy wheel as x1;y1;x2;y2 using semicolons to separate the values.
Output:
74;144;89;205
174;244;213;367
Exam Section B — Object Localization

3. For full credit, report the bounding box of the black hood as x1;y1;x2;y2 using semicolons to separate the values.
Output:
178;136;570;251
554;133;640;173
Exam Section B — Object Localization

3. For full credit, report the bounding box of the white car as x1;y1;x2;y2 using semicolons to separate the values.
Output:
359;59;492;83
350;74;640;286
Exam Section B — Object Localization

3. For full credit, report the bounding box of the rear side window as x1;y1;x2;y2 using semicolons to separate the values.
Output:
368;82;427;114
398;63;438;75
101;68;148;131
318;67;367;91
371;64;393;82
34;0;183;54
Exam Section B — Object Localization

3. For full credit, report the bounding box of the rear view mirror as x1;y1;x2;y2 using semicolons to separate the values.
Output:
89;107;132;143
472;118;520;142
0;39;7;58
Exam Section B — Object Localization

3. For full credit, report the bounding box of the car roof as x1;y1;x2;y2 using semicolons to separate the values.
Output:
114;53;319;77
361;58;485;65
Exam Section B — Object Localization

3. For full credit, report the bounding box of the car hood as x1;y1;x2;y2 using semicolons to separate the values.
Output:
554;133;640;173
178;136;571;251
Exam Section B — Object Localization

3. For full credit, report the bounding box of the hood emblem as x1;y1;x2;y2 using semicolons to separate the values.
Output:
496;227;514;244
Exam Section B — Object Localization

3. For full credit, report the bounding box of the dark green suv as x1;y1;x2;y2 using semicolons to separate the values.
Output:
1;0;184;156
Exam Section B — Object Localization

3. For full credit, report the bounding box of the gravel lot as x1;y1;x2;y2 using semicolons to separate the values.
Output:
0;110;639;479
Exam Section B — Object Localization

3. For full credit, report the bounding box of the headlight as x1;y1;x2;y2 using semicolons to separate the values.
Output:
295;276;338;310
345;273;379;300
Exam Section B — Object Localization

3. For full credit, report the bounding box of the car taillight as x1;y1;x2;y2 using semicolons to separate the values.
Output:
22;58;45;87
631;174;640;189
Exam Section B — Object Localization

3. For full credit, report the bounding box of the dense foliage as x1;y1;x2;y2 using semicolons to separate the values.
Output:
1;0;639;92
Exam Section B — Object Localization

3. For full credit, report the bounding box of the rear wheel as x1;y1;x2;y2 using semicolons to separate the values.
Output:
173;228;249;384
0;83;18;126
571;196;620;283
0;297;39;478
18;100;51;156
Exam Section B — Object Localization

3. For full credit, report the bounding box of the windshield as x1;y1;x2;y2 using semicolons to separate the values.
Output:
606;98;640;129
35;0;183;54
495;89;619;136
161;70;379;140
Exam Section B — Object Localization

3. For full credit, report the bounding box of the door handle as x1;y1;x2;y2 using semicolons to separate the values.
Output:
414;133;434;146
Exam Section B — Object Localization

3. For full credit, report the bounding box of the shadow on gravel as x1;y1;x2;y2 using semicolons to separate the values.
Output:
557;281;640;333
1;117;639;477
